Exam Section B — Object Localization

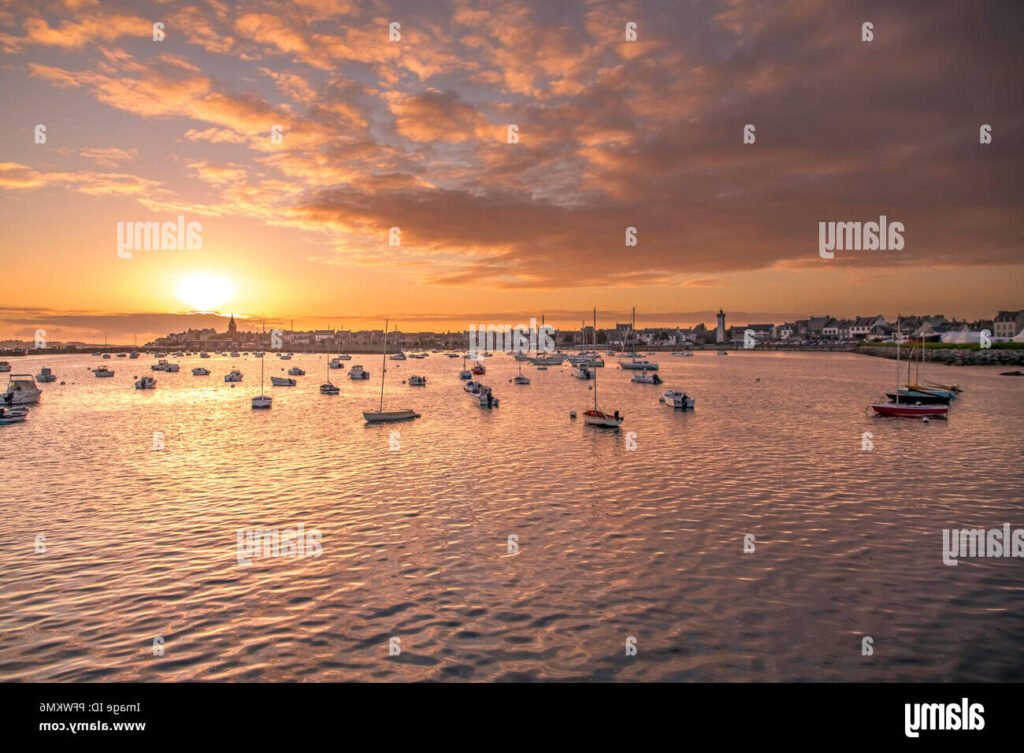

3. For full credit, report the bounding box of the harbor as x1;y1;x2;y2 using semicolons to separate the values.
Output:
2;347;1022;681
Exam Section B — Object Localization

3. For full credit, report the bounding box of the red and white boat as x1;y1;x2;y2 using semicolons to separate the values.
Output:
870;402;947;418
581;308;623;428
583;409;623;427
870;316;948;419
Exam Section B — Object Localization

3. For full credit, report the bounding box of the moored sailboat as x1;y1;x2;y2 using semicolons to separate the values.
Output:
871;318;948;419
583;308;623;427
363;320;420;423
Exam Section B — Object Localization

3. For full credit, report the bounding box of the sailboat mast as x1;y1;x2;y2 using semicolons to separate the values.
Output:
895;316;901;405
593;307;598;409
379;319;388;412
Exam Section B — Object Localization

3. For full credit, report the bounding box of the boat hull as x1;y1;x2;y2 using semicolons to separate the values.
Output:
583;409;623;427
363;409;420;423
871;403;948;418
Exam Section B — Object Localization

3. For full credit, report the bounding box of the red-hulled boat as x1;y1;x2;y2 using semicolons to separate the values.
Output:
870;402;948;418
471;364;485;375
870;316;949;419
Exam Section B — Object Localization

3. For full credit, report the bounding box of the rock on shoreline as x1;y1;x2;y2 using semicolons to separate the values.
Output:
856;346;1024;367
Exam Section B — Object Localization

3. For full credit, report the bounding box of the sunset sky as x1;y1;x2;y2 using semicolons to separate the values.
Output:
1;0;1021;343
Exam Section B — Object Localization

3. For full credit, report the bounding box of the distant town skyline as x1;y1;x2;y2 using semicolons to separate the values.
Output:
2;1;1021;342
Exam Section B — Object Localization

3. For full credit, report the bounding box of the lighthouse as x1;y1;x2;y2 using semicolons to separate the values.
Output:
716;309;726;344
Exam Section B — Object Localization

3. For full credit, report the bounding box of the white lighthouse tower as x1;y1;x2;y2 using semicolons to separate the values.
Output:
716;309;726;344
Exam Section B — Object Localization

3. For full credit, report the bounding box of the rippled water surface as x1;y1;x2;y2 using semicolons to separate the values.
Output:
1;350;1022;681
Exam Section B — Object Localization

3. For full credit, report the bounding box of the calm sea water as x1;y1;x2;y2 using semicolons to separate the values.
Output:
1;350;1022;682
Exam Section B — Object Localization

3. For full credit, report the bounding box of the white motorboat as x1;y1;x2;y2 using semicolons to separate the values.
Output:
253;351;264;358
408;375;427;386
192;367;210;376
152;360;179;372
329;357;346;369
134;376;157;389
572;365;594;379
0;361;10;373
3;375;41;405
718;351;728;356
0;407;29;425
620;359;659;371
364;320;420;423
464;380;482;394
389;352;407;361
661;390;695;409
474;384;499;408
36;367;57;383
631;372;663;384
278;353;292;360
335;354;352;360
93;367;115;378
200;352;210;358
529;353;566;366
271;376;296;387
287;367;305;376
349;365;370;379
225;370;243;382
230;352;240;358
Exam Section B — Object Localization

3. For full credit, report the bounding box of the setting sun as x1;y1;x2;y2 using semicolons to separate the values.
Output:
175;274;236;312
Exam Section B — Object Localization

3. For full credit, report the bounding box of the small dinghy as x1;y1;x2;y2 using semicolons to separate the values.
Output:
94;367;115;377
287;367;305;376
0;407;28;425
192;367;210;376
661;390;694;409
631;372;663;384
475;385;499;408
271;376;296;387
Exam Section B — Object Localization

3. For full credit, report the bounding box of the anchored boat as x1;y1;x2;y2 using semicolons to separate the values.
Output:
2;374;41;405
363;320;420;423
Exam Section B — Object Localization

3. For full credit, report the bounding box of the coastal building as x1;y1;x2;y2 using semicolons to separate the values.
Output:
807;316;830;336
850;316;886;339
993;311;1024;339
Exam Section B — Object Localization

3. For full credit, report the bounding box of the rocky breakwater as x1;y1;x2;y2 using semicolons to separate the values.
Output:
856;345;1024;367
